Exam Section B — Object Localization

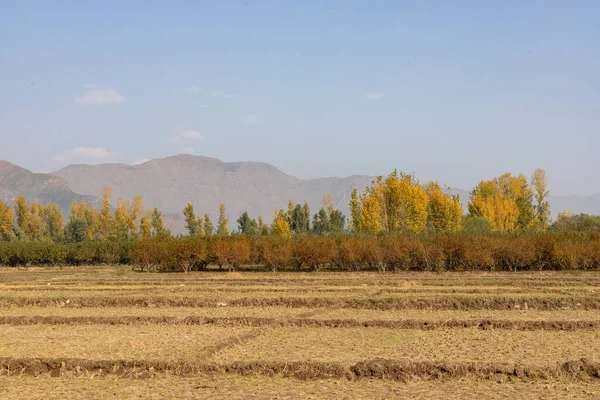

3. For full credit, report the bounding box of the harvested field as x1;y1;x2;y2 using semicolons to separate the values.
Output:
213;327;600;366
1;267;599;398
2;376;600;400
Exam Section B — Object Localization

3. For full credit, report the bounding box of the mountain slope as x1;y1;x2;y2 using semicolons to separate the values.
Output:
0;160;98;213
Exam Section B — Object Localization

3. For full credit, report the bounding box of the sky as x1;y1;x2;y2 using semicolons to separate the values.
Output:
1;1;599;196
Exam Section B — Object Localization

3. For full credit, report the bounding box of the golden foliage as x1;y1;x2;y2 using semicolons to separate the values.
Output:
350;171;430;233
271;209;291;238
425;182;463;232
0;202;15;240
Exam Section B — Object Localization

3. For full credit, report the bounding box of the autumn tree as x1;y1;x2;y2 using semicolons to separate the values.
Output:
216;203;229;236
183;203;199;236
113;199;136;240
468;173;538;232
531;168;551;229
96;187;114;239
425;182;463;232
350;171;428;234
139;211;152;238
271;209;291;238
13;198;47;240
44;203;64;242
0;202;15;240
129;196;145;237
203;214;214;236
13;196;29;239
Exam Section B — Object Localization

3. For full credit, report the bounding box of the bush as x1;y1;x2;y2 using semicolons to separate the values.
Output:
258;237;292;272
213;237;251;271
339;236;384;271
494;235;536;271
172;237;208;272
295;236;337;271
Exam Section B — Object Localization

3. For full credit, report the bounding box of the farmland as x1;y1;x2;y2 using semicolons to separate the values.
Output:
1;267;600;399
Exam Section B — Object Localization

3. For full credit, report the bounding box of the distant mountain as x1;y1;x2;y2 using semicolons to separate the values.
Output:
51;155;374;230
0;160;98;213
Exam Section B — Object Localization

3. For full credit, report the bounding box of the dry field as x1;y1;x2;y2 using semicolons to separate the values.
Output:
0;267;599;399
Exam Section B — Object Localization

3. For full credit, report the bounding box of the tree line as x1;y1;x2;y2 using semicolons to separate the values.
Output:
0;167;598;246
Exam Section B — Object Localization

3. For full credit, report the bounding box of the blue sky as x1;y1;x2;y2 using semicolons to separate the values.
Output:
1;1;599;195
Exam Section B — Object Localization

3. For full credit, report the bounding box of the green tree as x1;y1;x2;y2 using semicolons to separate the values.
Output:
65;219;90;243
312;208;331;235
237;211;258;235
151;207;170;237
329;209;345;232
183;203;198;236
290;203;310;233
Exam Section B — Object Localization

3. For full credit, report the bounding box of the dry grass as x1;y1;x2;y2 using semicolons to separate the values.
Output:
213;327;600;366
0;325;253;362
0;306;313;319
314;308;600;322
1;376;599;400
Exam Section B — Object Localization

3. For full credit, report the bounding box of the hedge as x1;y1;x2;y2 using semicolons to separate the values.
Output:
0;233;599;272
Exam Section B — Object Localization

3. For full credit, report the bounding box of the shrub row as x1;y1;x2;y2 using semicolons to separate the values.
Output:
1;233;599;272
0;240;135;267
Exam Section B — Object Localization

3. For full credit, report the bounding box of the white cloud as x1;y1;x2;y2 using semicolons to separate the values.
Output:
212;89;239;99
365;92;384;100
53;147;118;165
74;88;126;105
168;129;204;144
241;114;259;125
186;85;202;93
182;146;194;154
199;104;209;109
132;157;150;165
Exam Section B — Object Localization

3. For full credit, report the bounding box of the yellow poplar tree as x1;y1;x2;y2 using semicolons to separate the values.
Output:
14;196;29;238
139;211;152;238
531;168;550;229
97;187;114;239
425;182;463;232
129;196;145;237
114;199;136;240
468;180;520;232
0;202;15;240
216;203;229;236
44;203;64;242
271;209;291;238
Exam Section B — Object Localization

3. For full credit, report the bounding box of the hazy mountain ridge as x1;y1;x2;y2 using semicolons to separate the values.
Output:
0;160;98;212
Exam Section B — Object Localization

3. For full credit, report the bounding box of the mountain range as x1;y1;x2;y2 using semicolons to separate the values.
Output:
1;155;599;232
